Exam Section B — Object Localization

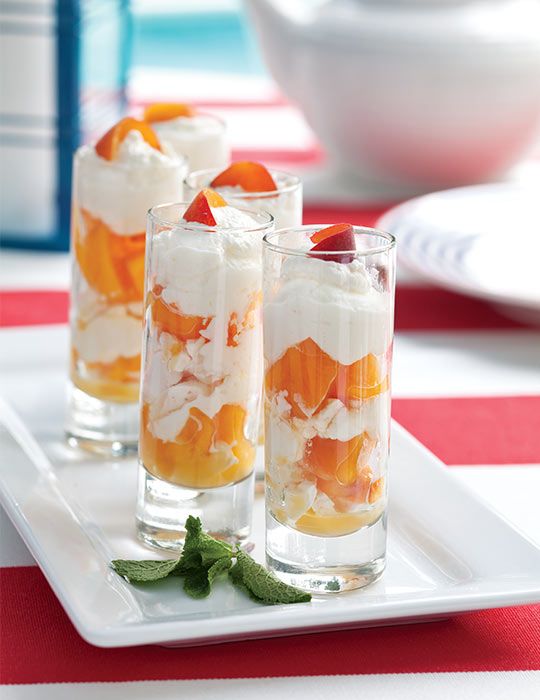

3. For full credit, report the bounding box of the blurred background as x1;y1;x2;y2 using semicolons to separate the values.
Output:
2;0;540;251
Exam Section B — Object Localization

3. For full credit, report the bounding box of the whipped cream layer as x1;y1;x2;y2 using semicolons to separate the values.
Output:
143;205;265;443
73;302;143;364
153;115;229;172
214;174;302;231
75;130;185;235
264;256;392;366
152;206;262;318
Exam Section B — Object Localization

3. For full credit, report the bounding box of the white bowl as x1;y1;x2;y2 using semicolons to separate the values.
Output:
246;0;540;189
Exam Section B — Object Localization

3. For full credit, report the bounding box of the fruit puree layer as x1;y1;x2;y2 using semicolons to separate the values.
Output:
140;191;265;489
264;233;393;537
70;124;184;403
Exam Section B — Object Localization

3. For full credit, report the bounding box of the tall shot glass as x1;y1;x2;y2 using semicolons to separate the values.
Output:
263;225;396;592
66;123;186;455
185;167;302;230
186;167;303;448
136;202;274;549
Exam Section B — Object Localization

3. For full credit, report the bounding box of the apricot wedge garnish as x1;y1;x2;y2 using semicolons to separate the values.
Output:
95;117;161;161
210;161;277;193
144;102;196;123
183;188;227;226
310;223;355;264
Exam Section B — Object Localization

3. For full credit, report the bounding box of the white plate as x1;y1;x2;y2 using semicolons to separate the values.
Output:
0;326;539;648
377;183;540;323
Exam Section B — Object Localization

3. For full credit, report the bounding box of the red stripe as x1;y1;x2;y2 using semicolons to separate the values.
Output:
0;290;69;327
393;396;540;465
0;287;530;331
304;203;390;228
0;567;538;684
395;287;527;330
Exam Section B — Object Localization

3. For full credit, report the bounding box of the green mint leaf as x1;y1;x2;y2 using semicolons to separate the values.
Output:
111;557;181;583
182;556;232;599
208;556;232;584
180;516;232;568
230;549;311;605
183;567;212;599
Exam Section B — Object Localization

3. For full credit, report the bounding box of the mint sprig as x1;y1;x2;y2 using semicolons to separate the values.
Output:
111;557;182;583
230;549;311;605
111;515;311;606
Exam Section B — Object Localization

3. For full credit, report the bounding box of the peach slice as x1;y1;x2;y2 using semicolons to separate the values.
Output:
149;292;210;342
368;477;385;504
71;349;141;403
265;338;337;418
310;223;355;264
95;117;161;161
183;188;227;226
294;510;370;537
210;161;277;193
143;102;196;123
140;403;255;489
214;404;256;474
329;353;388;405
305;432;372;485
317;467;373;512
227;291;261;347
74;209;146;303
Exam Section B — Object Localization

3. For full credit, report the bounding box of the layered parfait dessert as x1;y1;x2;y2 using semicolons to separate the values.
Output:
264;224;394;538
70;117;186;410
144;103;229;172
186;161;302;230
139;188;273;493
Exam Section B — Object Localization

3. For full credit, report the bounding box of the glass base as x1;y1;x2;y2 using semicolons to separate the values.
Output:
136;463;254;552
65;384;139;457
265;510;387;593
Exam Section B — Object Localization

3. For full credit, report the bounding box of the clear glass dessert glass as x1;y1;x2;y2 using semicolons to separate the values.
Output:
187;167;303;449
151;114;229;172
263;225;396;592
137;202;273;550
185;168;302;230
66;137;186;456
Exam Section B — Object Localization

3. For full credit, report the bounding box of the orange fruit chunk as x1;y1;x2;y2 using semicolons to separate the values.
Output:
143;102;196;123
310;223;355;264
329;353;388;405
210;161;277;193
305;432;371;486
149;292;210;342
71;350;140;403
215;404;256;476
74;209;146;303
310;223;353;245
265;338;337;418
140;403;255;489
95;117;161;161
227;291;261;347
317;467;373;513
368;477;385;504
294;510;370;537
183;188;227;226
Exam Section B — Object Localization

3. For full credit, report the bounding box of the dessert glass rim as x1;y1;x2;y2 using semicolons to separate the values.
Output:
185;167;302;198
147;201;274;233
263;224;396;257
152;110;227;128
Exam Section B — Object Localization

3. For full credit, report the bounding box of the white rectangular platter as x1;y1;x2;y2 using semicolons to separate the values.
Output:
1;325;539;648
